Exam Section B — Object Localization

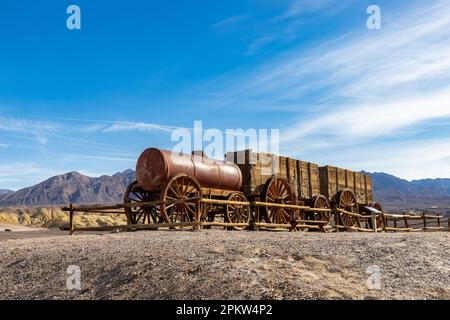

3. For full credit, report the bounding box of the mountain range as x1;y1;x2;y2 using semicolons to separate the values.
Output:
0;170;135;207
0;170;449;214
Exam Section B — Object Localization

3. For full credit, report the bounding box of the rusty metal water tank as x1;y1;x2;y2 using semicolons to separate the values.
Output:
136;148;242;192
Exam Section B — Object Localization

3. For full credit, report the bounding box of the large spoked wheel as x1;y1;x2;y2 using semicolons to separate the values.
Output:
225;192;250;230
160;174;202;223
124;181;162;224
337;190;359;228
262;176;295;224
367;202;384;230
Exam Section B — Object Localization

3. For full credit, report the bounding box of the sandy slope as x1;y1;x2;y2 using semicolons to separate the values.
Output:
0;230;448;300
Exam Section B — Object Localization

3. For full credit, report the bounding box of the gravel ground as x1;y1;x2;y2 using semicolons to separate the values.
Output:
0;229;448;300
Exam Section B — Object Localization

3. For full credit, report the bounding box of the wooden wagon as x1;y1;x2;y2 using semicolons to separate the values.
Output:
226;150;331;227
123;148;333;230
319;166;382;230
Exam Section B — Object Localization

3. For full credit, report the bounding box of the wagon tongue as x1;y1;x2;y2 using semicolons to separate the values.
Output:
363;206;382;214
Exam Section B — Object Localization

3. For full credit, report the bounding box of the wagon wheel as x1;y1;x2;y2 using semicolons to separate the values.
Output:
160;174;202;224
262;176;295;224
337;190;359;228
124;180;162;225
310;195;331;223
367;202;384;230
225;192;250;230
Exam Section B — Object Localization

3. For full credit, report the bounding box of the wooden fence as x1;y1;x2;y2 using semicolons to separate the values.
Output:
62;200;448;235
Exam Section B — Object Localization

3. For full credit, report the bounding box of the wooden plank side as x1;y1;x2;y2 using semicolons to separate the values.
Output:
288;158;299;198
353;172;363;203
328;166;338;200
309;163;320;196
319;166;337;201
300;161;311;199
346;170;355;191
365;174;373;203
296;160;303;199
337;167;347;192
359;172;367;204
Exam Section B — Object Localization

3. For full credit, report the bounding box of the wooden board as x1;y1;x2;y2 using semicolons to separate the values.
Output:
309;163;320;198
319;166;337;201
337;168;347;192
365;174;373;203
346;170;355;190
226;150;320;201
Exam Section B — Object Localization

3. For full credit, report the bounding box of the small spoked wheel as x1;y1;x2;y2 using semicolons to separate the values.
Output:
124;181;162;224
337;190;359;228
160;174;202;224
262;176;295;224
309;195;331;223
367;202;384;230
225;192;250;230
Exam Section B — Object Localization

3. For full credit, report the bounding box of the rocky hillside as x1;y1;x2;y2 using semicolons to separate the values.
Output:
0;170;135;207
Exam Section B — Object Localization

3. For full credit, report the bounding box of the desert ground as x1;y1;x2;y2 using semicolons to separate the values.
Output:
0;226;448;300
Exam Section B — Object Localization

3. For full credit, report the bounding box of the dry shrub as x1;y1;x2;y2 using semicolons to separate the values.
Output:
0;207;127;228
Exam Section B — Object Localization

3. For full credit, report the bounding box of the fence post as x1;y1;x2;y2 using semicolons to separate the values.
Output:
253;204;260;231
403;213;409;230
422;212;427;231
195;199;201;230
69;203;74;236
371;211;377;233
334;209;340;233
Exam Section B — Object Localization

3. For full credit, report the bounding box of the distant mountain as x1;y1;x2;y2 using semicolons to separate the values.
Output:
0;170;135;207
370;172;450;213
0;189;14;196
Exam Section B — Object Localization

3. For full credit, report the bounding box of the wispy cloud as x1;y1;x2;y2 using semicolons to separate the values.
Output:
211;15;248;31
0;116;58;145
274;0;335;21
102;122;175;133
225;2;450;103
282;88;450;143
0;163;63;190
322;137;450;180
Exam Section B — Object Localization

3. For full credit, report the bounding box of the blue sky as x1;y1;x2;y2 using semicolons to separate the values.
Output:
1;0;450;190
